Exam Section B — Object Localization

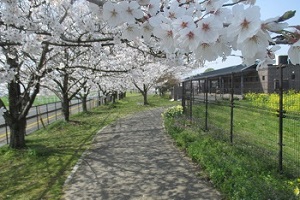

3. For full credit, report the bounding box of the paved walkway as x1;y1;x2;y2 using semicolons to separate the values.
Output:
63;108;222;200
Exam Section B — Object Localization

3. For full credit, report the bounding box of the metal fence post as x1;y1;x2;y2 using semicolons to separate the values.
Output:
277;55;288;173
5;124;8;144
190;80;193;119
182;82;186;114
78;99;80;113
36;106;40;130
230;73;234;144
46;104;49;124
55;102;57;120
205;79;208;131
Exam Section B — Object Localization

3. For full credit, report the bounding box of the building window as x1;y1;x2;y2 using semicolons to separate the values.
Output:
256;76;259;81
291;74;295;80
262;76;265;81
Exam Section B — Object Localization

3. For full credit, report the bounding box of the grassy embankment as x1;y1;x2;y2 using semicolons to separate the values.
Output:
0;93;178;200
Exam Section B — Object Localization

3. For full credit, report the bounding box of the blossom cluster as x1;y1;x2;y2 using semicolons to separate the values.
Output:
102;0;300;66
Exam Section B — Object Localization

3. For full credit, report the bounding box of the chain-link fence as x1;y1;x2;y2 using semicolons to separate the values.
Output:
0;93;125;146
180;63;300;177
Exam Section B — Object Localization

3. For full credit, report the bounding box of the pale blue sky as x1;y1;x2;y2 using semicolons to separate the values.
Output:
194;0;300;74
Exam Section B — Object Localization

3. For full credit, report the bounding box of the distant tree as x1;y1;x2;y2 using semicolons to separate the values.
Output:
204;68;215;73
156;73;180;96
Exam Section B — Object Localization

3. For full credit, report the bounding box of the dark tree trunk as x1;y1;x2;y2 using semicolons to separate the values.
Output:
61;72;70;122
9;117;27;149
82;95;88;112
112;91;117;104
97;91;101;106
143;84;149;105
61;96;70;122
3;45;47;149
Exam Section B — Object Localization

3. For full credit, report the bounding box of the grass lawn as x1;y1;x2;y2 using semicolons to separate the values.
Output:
0;93;178;200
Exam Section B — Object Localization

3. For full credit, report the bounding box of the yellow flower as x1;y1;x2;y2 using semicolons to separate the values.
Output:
294;186;299;196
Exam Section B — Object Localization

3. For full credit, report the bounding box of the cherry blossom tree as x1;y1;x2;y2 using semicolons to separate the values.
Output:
0;0;113;148
101;0;299;66
0;0;299;150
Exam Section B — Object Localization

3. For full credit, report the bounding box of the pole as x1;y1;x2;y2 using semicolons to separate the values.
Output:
36;106;39;130
46;104;49;124
278;64;284;173
190;80;193;119
230;73;234;144
55;102;57;120
5;124;8;144
277;55;288;173
182;82;186;114
205;79;208;131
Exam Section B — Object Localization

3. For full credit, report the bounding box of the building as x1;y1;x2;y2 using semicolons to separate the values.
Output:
182;62;300;96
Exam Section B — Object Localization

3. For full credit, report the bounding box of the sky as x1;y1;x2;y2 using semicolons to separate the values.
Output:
189;0;300;75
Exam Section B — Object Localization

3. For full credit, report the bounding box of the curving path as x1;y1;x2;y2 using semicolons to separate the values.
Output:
63;108;222;200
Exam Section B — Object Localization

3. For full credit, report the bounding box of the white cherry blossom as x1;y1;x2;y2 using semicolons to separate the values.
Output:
288;39;300;65
177;27;200;51
141;21;154;42
153;24;175;53
103;2;123;27
227;5;261;44
147;0;161;16
173;15;196;32
163;1;185;20
197;16;223;43
256;46;281;69
203;0;228;13
262;17;289;32
122;24;141;41
119;1;144;24
195;43;219;62
238;30;270;60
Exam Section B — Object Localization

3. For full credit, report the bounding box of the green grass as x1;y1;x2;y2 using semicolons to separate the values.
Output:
0;93;178;200
0;95;60;107
164;101;300;199
194;101;300;176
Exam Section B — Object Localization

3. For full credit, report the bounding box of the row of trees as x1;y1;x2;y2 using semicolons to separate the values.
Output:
0;0;299;149
0;0;181;148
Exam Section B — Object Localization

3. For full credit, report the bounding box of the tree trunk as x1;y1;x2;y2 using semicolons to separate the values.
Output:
61;97;70;122
143;84;149;105
143;93;149;105
9;117;27;149
82;95;88;112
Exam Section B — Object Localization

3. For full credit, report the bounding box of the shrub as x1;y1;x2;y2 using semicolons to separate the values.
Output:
162;105;183;119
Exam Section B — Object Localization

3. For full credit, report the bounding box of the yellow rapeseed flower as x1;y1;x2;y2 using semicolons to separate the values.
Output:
294;186;299;196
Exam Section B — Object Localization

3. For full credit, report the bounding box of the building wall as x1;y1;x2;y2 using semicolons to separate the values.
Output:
260;64;300;93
